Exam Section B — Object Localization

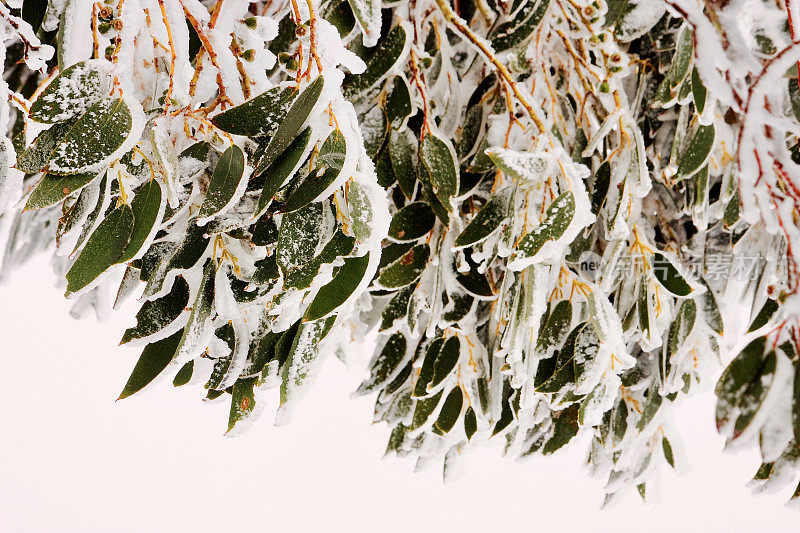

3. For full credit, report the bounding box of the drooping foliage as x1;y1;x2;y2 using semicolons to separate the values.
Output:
1;0;800;506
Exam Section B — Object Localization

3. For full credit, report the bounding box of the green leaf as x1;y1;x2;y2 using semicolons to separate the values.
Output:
29;60;109;124
733;350;777;440
411;389;444;430
692;67;708;115
279;316;335;413
542;404;580;454
173;360;194;387
227;377;258;433
173;259;216;362
284;230;355;289
256;127;313;218
48;98;133;175
22;0;47;33
388;202;435;242
389;128;418;199
385;76;412;127
464;406;477;440
455;269;494;299
637;383;663;431
453;187;512;248
380;284;414;331
118;179;164;263
254;76;325;175
715;337;767;431
24;171;101;211
120;276;190;344
420;132;459;211
323;0;356;38
198;144;246;221
491;0;550;53
514;192;575;263
664;300;697;376
378;243;429;289
536;323;583;393
676;124;715;179
535;300;572;354
652;252;693;297
345;23;408;97
698;278;724;335
346;180;379;244
748;299;778;332
283;129;346;212
434;387;463;434
591;161;610;214
211;85;297;137
118;329;183;399
17;121;74;173
356;332;408;394
277;202;325;272
66;204;134;294
429;336;461;391
304;254;371;321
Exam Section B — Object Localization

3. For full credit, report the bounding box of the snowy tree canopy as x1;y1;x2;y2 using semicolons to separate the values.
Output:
2;0;800;507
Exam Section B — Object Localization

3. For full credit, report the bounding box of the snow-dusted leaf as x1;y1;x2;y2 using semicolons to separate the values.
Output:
254;76;325;175
378;243;429;289
652;252;693;297
385;76;412;128
716;337;767;431
380;284;414;331
356;332;408;394
24;171;100;211
17;121;74;173
198;145;246;223
389;128;417;199
346;24;409;97
173;259;216;364
277;316;335;424
284;230;355;290
420;132;459;211
429;335;460;392
29;60;110;124
211;85;296;137
388;202;435;242
434;387;463;435
542;405;580;454
118;179;165;263
283;129;346;212
453;187;512;249
304;254;371;321
513;192;575;263
227;377;258;434
491;0;550;53
676;124;715;179
536;300;573;355
256;127;313;218
345;0;382;48
47;98;133;175
120;276;190;345
277;202;325;272
65;204;133;294
605;0;666;42
118;330;183;400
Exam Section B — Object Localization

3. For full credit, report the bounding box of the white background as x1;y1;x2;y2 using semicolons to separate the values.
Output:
1;258;800;532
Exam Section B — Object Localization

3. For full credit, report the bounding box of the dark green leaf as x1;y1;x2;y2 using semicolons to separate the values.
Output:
652;252;693;297
29;60;109;123
420;132;459;211
434;387;463;434
118;179;164;263
454;187;512;248
211;86;296;137
118;329;183;399
388;202;435;242
256;127;313;217
378;243;429;289
676;124;715;179
121;276;190;344
24;171;100;211
514;192;575;263
304;254;370;321
198;145;246;221
66;204;134;294
48;98;133;175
